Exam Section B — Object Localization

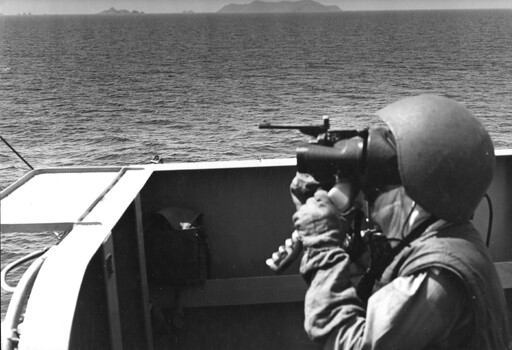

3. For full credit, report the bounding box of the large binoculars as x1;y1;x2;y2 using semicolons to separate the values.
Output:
260;118;401;200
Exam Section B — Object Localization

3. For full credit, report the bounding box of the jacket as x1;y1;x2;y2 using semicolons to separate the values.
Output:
300;222;510;349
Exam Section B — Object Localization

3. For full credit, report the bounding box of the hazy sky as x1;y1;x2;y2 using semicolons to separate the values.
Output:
1;0;511;15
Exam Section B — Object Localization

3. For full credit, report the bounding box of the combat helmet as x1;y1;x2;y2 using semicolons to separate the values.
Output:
375;95;495;223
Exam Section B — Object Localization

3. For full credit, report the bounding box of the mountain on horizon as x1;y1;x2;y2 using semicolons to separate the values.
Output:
218;0;341;13
99;7;145;15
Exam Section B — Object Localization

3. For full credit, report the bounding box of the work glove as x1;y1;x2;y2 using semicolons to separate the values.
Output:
293;190;351;250
290;172;320;209
265;173;355;273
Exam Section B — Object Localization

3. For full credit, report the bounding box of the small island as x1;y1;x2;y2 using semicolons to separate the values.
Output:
98;7;145;15
218;0;341;13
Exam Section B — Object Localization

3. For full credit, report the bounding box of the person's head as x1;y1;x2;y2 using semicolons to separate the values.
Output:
371;94;495;224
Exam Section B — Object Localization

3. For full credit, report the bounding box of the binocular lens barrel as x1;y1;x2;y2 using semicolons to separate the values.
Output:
296;140;364;179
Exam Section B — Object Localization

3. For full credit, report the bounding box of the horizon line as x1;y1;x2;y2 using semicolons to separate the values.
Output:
2;7;512;16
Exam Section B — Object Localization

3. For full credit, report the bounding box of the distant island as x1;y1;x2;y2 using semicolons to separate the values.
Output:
99;7;145;15
218;0;341;13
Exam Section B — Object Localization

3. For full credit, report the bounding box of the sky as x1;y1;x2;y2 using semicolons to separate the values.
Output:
0;0;511;15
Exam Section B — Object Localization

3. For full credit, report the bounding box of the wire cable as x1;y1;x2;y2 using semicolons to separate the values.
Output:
1;135;34;170
484;193;493;247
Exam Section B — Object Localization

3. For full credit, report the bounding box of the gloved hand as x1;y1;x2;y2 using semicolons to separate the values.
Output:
265;173;320;273
290;172;359;213
266;173;356;273
293;190;351;250
290;172;320;209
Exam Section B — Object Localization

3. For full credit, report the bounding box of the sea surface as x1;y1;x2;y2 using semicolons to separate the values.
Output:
1;10;512;319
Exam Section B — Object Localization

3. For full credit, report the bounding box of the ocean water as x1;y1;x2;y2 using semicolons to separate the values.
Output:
1;10;512;318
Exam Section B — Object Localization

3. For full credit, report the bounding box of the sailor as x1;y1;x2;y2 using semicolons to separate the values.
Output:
291;95;511;349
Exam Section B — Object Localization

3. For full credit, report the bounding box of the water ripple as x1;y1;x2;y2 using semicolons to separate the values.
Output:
1;10;512;316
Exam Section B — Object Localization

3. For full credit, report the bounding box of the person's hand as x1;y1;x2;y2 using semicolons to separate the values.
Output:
290;172;360;213
266;173;323;273
293;190;350;249
266;172;358;273
290;173;320;209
